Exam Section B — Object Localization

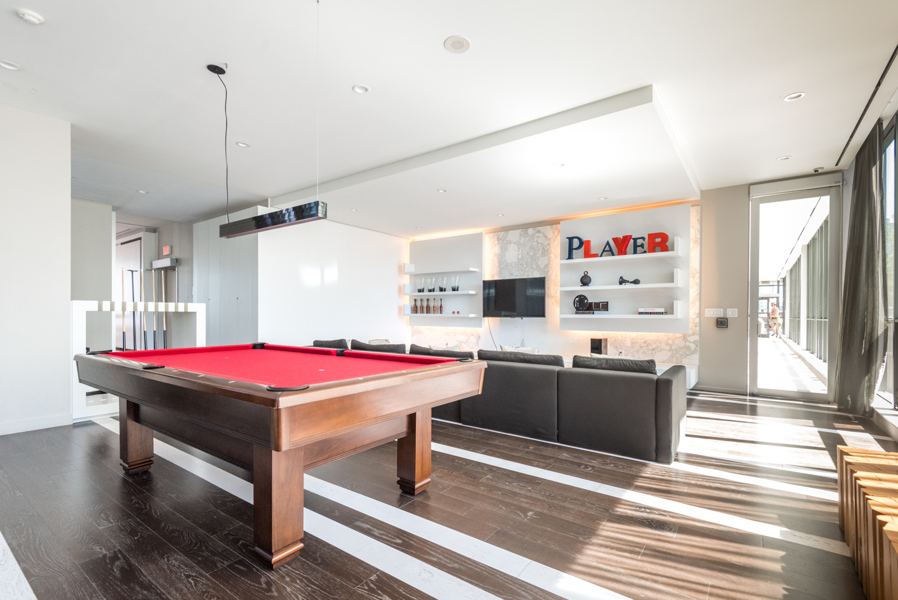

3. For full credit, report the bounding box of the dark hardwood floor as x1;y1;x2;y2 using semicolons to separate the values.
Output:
0;392;894;600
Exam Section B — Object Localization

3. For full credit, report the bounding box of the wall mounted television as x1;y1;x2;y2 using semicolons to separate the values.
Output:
482;277;546;318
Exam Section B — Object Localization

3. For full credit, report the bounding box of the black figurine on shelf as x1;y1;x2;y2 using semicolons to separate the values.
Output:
619;276;641;285
580;271;592;286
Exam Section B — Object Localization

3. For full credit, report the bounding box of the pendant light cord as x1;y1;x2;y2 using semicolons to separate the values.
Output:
316;0;320;202
216;73;231;223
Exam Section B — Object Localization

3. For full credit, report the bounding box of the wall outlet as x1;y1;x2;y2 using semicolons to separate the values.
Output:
704;308;723;318
727;308;738;318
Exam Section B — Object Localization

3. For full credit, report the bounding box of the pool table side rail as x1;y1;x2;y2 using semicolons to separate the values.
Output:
74;353;487;454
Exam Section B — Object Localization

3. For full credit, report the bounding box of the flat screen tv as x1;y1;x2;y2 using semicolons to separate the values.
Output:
482;277;546;318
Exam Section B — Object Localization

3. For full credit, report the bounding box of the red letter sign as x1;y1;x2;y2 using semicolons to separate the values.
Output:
612;235;633;256
583;239;599;258
647;232;669;253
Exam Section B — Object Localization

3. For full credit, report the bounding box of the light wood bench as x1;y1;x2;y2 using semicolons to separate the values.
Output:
838;446;898;600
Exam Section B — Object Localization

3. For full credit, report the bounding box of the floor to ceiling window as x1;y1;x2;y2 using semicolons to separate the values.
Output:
881;116;896;405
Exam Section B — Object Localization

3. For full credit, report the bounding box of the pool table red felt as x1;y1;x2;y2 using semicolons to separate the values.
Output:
76;343;485;570
108;344;455;388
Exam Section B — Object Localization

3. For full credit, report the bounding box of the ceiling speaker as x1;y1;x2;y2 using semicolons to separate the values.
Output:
443;36;471;54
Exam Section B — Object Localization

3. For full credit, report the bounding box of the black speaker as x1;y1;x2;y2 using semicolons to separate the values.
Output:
590;338;608;354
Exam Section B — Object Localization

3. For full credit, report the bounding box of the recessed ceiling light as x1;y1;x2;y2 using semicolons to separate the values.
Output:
0;61;22;71
350;208;358;212
598;197;608;200
497;214;505;217
352;85;369;94
137;190;148;194
777;155;792;161
17;9;44;25
415;227;423;230
235;141;250;148
553;163;565;168
783;92;805;102
437;189;447;193
444;36;471;54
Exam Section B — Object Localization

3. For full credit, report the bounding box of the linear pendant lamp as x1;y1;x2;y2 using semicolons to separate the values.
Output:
219;201;327;238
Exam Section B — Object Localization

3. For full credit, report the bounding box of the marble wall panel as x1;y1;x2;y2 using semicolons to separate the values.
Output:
413;206;701;364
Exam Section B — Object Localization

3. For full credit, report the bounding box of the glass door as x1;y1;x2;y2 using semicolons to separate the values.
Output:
749;184;842;402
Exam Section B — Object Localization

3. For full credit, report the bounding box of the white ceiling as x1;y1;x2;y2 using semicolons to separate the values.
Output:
1;1;897;235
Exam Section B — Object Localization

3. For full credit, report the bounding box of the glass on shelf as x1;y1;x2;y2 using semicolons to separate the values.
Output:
451;275;460;292
438;277;447;292
426;277;435;293
416;277;425;293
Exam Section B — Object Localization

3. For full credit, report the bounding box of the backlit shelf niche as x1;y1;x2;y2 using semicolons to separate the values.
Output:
404;233;484;328
559;205;691;334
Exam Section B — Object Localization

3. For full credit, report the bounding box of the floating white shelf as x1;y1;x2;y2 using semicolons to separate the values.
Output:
560;268;683;291
403;263;480;276
403;283;477;295
408;313;479;318
407;291;477;296
560;300;682;320
559;236;683;265
559;314;679;319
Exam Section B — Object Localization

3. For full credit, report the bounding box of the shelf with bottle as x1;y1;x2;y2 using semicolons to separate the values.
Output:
559;268;683;291
403;300;474;317
404;275;471;295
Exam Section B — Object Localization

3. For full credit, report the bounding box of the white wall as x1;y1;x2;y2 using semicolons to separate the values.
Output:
258;219;409;346
0;104;72;435
696;184;750;393
72;199;114;352
193;207;263;345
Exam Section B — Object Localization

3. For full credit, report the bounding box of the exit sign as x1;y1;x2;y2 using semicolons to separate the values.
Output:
163;245;171;256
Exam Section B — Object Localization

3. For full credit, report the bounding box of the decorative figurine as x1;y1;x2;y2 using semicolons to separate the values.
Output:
619;276;641;285
573;294;589;311
580;271;592;286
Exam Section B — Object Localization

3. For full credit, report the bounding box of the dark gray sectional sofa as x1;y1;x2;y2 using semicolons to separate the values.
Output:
433;350;687;464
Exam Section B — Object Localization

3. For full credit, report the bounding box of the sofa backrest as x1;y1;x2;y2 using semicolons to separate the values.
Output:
556;368;659;462
460;360;562;441
477;349;564;367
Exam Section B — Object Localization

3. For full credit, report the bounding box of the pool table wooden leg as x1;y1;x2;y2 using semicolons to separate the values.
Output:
397;408;432;495
253;444;305;569
119;399;154;475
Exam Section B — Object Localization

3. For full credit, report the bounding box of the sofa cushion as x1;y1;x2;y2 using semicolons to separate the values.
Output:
312;338;349;350
478;349;564;367
351;339;407;354
572;355;657;374
410;344;475;360
557;369;658;461
461;360;560;441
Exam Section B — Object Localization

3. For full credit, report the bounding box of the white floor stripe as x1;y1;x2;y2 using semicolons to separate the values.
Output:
93;418;632;600
305;477;630;600
687;410;892;441
688;395;849;417
0;531;36;600
688;392;840;410
91;419;500;600
676;449;838;479
432;443;849;557
434;419;841;495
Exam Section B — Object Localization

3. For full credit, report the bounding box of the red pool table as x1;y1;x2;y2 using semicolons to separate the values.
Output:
75;344;486;569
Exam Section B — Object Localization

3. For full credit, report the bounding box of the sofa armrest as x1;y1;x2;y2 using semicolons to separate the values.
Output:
656;365;687;464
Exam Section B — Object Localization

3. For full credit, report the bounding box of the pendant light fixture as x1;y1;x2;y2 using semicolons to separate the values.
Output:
217;0;327;238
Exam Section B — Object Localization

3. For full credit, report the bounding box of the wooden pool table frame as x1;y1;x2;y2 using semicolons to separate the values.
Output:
75;348;486;569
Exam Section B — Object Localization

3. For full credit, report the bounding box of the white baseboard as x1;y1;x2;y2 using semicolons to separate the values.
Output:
0;412;72;436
